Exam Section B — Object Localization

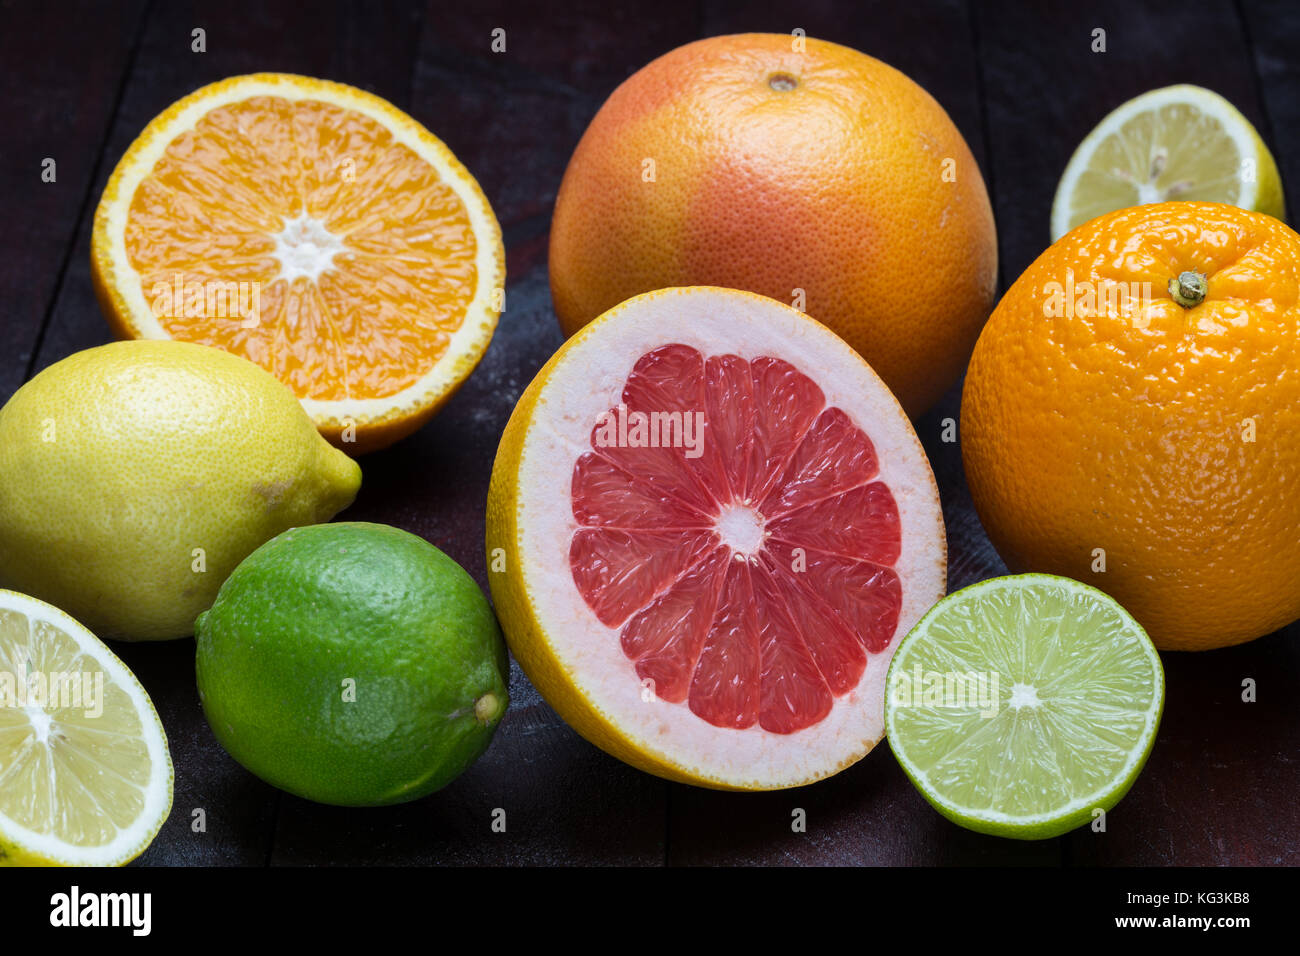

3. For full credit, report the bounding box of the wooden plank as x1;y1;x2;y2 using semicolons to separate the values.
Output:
662;0;1052;866
0;0;146;398
280;0;706;867
271;711;668;865
975;0;1298;865
1240;0;1299;215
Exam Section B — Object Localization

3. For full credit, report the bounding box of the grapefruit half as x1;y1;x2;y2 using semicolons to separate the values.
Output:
486;287;946;789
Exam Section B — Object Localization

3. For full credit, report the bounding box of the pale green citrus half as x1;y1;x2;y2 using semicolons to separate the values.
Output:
884;574;1163;840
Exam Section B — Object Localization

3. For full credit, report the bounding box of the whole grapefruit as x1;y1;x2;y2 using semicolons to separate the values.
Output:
548;33;997;417
961;202;1300;651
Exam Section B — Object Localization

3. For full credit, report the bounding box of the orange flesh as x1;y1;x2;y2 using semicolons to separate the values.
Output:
123;96;478;401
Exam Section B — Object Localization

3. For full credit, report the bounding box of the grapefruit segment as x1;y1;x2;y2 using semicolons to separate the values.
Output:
622;546;730;702
763;556;868;696
750;566;835;733
571;453;714;529
763;406;880;516
614;344;727;508
569;528;718;628
703;355;756;500
487;287;945;790
689;561;762;729
746;357;825;503
767;481;901;566
767;539;902;653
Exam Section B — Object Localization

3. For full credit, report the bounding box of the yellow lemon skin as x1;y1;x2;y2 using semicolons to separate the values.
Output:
0;341;361;640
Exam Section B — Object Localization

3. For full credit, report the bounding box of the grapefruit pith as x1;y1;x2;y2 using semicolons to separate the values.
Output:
487;287;946;789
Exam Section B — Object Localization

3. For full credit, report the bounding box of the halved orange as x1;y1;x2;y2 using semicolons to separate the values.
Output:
91;73;505;453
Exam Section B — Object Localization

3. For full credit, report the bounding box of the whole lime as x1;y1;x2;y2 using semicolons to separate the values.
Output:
195;522;509;807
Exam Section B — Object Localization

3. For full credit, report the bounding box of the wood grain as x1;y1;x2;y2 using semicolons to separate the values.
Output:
0;0;1294;866
0;0;147;397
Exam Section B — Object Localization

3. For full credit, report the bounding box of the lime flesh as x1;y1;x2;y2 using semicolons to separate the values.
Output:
884;574;1163;840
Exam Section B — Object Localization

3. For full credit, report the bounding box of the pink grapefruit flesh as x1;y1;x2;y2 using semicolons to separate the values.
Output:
569;346;904;734
486;286;946;790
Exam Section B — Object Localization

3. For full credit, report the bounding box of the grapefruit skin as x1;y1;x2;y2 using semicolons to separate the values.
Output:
548;33;997;417
486;287;946;790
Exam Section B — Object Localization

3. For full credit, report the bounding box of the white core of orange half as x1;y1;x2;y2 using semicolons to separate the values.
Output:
513;288;946;788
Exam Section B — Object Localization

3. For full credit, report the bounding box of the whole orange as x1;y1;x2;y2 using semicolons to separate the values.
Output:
962;201;1300;651
548;33;997;416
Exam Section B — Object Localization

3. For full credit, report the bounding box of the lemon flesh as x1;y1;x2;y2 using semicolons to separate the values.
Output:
1051;84;1285;241
0;590;173;866
884;574;1164;840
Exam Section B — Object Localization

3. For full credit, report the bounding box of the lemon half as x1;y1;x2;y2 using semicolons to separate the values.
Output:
0;590;172;866
1051;84;1284;241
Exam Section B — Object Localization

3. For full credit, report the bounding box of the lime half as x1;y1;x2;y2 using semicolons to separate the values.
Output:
1051;84;1285;241
0;590;173;865
884;574;1163;840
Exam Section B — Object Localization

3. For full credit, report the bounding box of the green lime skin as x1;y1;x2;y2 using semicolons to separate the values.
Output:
195;522;509;807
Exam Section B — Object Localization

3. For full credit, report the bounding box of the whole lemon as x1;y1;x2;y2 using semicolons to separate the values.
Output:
0;340;361;640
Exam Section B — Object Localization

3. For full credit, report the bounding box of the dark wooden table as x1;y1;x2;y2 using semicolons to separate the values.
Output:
4;0;1297;866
